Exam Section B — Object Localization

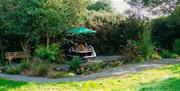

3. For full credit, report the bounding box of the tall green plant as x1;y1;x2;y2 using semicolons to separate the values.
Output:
69;56;82;73
34;44;60;62
140;30;155;59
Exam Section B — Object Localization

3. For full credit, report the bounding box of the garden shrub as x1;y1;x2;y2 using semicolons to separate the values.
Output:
161;50;170;58
173;39;180;55
89;63;102;72
76;63;103;74
84;11;144;55
76;60;124;75
170;54;179;58
152;7;180;50
106;60;124;67
20;60;52;76
133;56;145;63
5;65;21;74
4;60;31;75
150;53;162;60
34;62;49;76
160;50;178;58
122;40;141;62
140;30;155;59
69;56;82;73
19;59;31;70
34;44;60;62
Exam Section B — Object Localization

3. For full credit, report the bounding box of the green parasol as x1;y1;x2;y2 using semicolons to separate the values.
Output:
68;27;96;34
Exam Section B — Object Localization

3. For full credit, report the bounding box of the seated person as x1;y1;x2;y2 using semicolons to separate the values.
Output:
75;44;84;51
83;43;89;51
75;42;88;51
67;47;74;55
88;45;94;51
83;45;96;59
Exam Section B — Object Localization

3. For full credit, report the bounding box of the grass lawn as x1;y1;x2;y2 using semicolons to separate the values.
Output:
0;64;180;91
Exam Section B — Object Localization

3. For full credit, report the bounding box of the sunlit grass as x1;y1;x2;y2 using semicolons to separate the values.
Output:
0;64;180;91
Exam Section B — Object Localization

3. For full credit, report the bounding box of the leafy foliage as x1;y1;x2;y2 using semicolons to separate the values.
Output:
152;7;180;50
85;11;145;55
4;65;21;74
34;44;60;61
34;62;49;76
19;60;31;70
69;56;82;72
150;53;162;60
173;39;180;55
140;30;155;59
0;0;89;61
122;40;141;62
87;0;112;12
161;50;178;58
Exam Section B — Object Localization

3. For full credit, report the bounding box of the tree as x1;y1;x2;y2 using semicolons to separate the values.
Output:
0;0;89;51
23;0;89;49
87;0;113;12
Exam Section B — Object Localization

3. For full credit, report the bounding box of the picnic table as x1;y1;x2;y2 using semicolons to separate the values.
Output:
67;46;96;60
72;50;92;53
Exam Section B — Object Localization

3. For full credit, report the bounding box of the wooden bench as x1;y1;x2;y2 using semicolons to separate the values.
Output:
5;51;30;64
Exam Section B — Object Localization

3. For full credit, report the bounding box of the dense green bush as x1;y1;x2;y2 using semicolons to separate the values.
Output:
89;63;102;72
85;11;145;55
69;56;82;73
34;44;60;61
76;60;124;75
174;39;180;55
5;64;21;74
152;7;180;50
4;60;31;75
34;62;49;76
160;50;178;58
122;40;141;62
133;56;145;63
150;53;162;60
19;60;31;71
140;30;155;59
21;61;52;76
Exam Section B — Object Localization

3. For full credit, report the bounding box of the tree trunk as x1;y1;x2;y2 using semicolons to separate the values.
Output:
20;37;30;51
0;41;4;61
46;32;50;49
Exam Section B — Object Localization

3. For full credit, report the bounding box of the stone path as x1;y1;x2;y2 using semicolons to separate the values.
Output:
0;58;179;83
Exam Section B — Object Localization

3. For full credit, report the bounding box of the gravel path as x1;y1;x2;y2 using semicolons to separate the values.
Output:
0;58;179;83
96;55;124;62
